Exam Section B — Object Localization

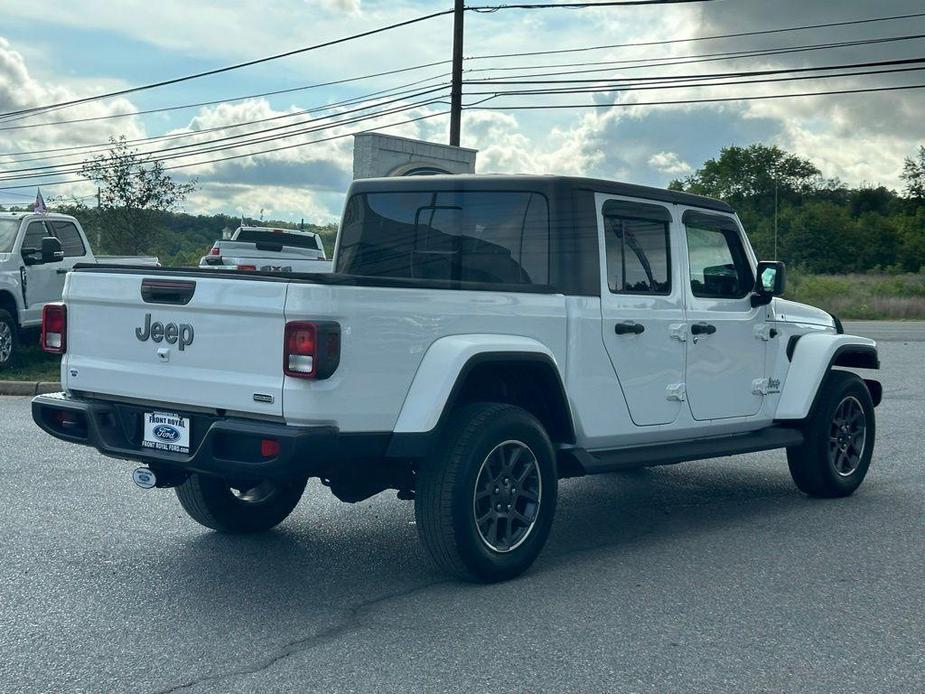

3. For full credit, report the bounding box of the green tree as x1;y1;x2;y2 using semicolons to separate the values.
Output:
901;145;925;201
669;144;821;203
79;136;198;255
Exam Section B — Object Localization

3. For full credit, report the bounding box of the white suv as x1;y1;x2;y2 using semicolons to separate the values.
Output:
33;175;880;582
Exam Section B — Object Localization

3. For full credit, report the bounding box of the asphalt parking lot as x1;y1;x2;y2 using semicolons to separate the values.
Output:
2;322;923;693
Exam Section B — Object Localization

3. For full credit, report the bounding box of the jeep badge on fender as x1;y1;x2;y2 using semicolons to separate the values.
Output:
135;313;194;351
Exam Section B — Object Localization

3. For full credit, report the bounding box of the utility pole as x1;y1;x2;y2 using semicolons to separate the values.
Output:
449;0;464;146
96;186;102;248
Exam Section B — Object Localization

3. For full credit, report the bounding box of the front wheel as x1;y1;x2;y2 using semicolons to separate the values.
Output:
787;370;876;498
415;403;558;583
175;474;306;533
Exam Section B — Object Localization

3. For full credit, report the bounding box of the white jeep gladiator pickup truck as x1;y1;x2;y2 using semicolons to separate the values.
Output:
32;175;881;582
0;211;158;369
199;225;332;273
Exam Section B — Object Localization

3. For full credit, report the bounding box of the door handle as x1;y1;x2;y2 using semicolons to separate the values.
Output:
690;323;717;336
614;322;645;335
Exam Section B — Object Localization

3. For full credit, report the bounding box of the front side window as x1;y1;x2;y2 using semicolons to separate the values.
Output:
602;200;671;295
337;191;549;287
22;222;47;252
47;220;86;257
685;216;753;299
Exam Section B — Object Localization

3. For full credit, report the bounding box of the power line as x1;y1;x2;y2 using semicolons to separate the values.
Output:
0;98;451;181
470;64;925;98
468;0;712;10
464;33;925;75
0;110;451;192
464;35;925;83
465;56;925;86
0;62;451;131
5;57;921;173
466;10;925;60
0;81;451;162
463;81;925;109
0;8;456;121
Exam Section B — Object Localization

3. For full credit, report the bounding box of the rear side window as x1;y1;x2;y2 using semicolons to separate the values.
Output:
602;199;672;295
337;191;549;287
47;220;86;257
684;213;753;299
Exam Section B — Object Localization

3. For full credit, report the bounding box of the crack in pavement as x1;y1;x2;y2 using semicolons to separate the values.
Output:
153;578;451;694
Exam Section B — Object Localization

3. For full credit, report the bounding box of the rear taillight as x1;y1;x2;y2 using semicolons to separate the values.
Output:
209;246;220;256
284;321;340;380
42;303;66;354
236;264;257;271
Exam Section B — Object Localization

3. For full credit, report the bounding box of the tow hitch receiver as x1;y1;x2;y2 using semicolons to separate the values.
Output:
132;467;157;489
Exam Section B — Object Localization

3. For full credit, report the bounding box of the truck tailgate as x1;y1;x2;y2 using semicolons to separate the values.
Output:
63;271;288;417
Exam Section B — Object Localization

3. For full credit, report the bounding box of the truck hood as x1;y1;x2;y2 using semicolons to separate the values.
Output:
771;298;835;329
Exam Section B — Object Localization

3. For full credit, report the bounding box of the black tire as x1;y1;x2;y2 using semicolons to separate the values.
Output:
0;309;18;371
787;370;876;498
175;474;306;533
415;402;558;583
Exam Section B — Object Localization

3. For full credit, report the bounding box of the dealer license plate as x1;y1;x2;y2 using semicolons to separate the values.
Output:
142;411;191;454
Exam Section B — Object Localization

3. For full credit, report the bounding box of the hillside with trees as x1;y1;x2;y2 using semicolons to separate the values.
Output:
669;144;925;274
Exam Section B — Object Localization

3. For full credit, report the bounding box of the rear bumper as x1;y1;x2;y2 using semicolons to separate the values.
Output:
31;393;390;480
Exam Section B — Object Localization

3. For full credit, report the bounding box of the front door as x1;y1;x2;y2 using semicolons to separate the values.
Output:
681;210;767;420
19;219;86;325
20;221;62;324
598;195;686;426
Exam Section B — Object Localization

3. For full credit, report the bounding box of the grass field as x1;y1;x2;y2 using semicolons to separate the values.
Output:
787;272;925;320
2;341;61;382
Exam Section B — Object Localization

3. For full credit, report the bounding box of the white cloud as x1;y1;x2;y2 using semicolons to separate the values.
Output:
648;151;692;176
316;0;362;15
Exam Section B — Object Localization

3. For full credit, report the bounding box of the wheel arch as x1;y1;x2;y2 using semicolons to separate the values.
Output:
388;335;575;457
0;288;21;325
776;333;880;421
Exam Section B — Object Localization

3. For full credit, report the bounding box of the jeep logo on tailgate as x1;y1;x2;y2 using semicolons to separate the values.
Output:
135;313;194;351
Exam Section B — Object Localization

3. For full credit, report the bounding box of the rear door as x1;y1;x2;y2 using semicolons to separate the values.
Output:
598;195;686;426
681;209;767;420
64;271;288;417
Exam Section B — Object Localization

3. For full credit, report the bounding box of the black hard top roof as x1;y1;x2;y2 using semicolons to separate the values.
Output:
347;174;734;214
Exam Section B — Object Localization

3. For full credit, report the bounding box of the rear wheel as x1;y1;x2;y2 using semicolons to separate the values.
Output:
415;403;557;583
175;474;306;533
0;310;18;371
787;370;876;498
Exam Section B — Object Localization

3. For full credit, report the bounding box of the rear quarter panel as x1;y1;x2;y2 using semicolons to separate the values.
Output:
282;284;568;432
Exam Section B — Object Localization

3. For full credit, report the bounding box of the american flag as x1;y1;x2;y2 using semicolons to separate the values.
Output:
33;188;47;214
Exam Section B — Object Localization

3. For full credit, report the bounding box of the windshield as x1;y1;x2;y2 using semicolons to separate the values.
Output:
235;229;320;250
0;219;20;253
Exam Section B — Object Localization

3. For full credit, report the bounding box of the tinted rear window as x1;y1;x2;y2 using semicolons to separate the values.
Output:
336;191;549;286
47;220;86;257
236;230;321;250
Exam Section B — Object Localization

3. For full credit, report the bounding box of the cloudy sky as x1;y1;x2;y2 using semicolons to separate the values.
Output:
0;0;923;222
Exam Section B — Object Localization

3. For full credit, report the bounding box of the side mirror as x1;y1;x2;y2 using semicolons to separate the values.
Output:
41;236;64;264
751;261;785;306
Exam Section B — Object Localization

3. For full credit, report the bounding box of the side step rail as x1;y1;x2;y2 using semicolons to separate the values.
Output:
559;426;804;477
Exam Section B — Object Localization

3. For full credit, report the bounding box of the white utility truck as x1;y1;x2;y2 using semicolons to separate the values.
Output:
199;225;331;273
0;211;157;368
32;176;881;582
